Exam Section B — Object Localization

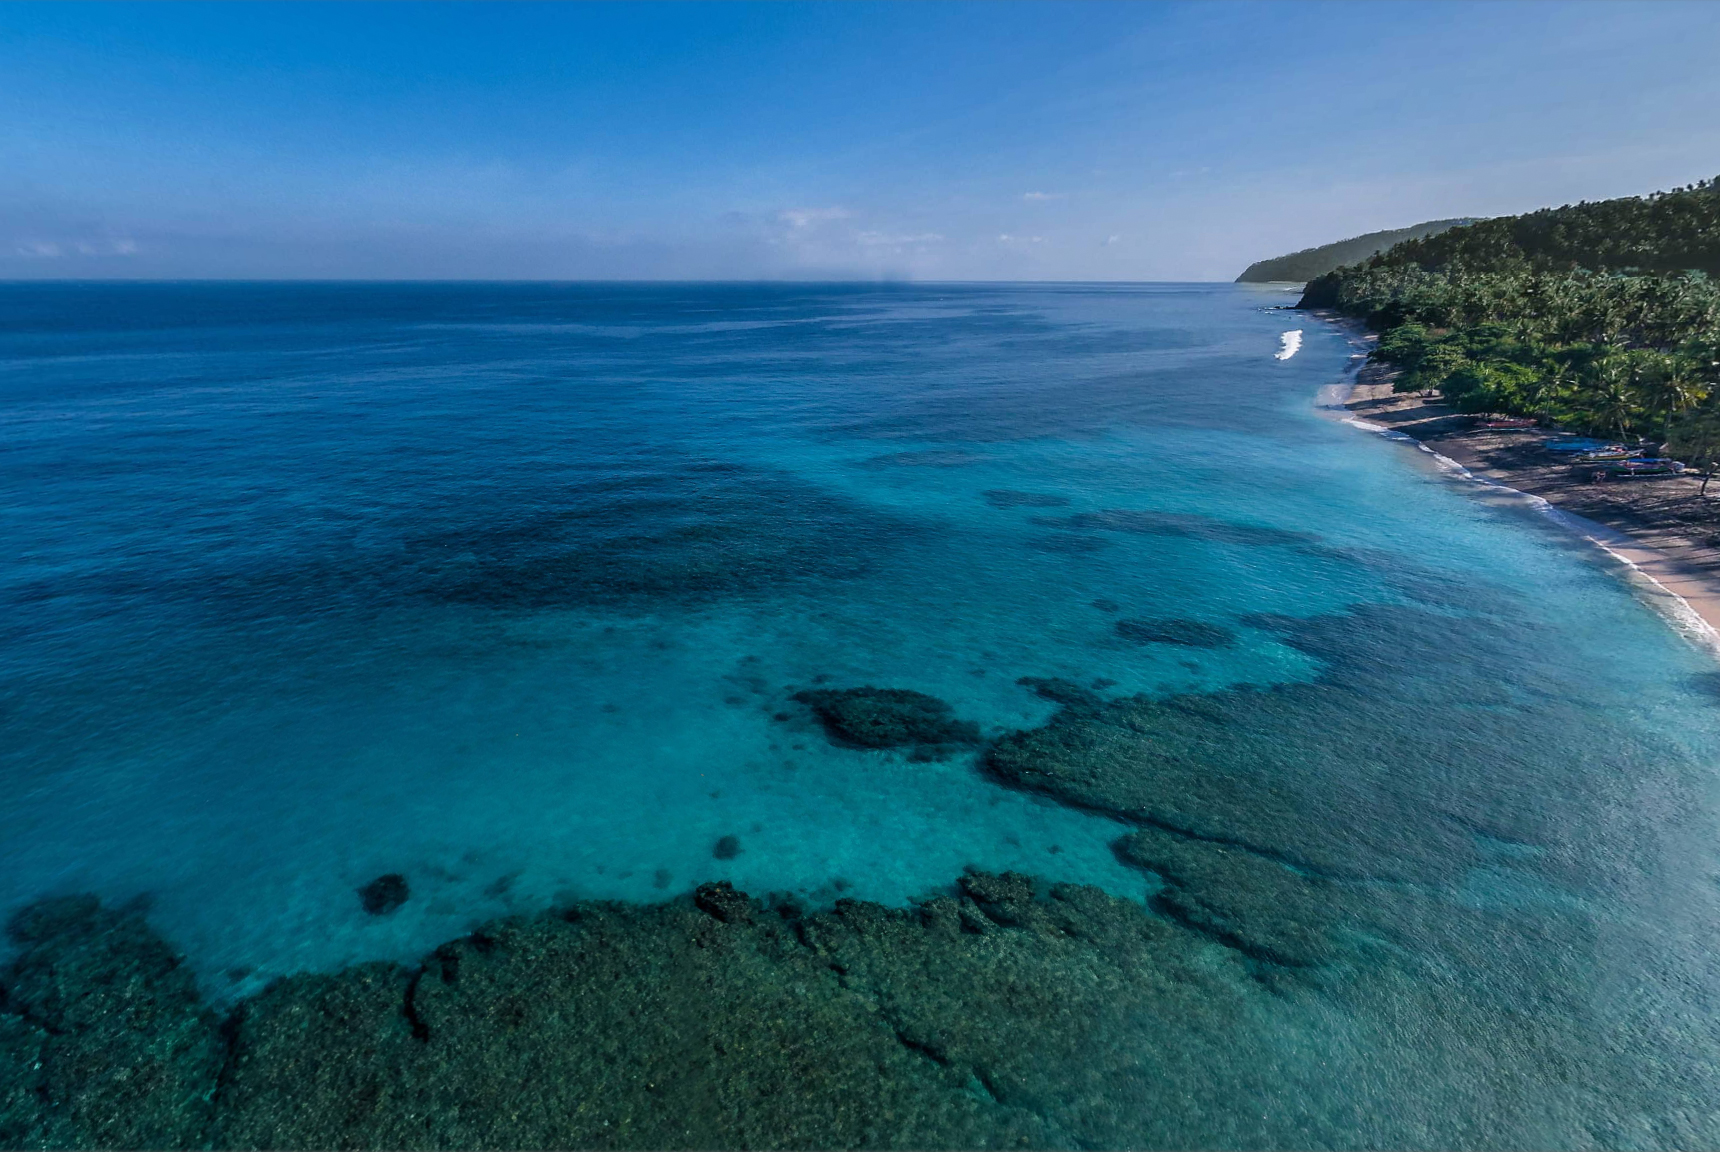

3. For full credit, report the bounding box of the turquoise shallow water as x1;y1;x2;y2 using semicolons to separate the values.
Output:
5;282;1720;1143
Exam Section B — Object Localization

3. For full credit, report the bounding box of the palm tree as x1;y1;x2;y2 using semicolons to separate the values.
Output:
1587;354;1642;441
1637;354;1710;443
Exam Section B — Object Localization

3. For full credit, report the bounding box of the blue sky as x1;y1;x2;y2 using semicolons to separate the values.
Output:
2;0;1718;280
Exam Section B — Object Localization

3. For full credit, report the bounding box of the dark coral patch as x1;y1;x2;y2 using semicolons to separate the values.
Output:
693;880;754;924
713;835;742;860
359;874;410;916
858;450;987;469
1054;509;1319;547
1025;534;1110;554
792;687;981;750
983;490;1071;509
1113;618;1235;648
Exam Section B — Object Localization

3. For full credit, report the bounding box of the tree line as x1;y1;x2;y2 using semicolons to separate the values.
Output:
1299;178;1720;482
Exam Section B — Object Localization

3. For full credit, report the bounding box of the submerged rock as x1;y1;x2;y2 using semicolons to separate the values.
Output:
1113;618;1236;648
712;834;742;860
792;687;981;750
358;873;410;916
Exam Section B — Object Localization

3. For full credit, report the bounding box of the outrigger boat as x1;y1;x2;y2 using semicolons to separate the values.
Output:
1571;446;1642;462
1542;437;1613;453
1590;458;1685;478
1477;416;1538;429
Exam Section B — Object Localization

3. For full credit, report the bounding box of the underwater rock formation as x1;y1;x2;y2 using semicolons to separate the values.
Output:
1112;618;1235;648
359;874;410;916
792;687;981;752
0;878;1310;1150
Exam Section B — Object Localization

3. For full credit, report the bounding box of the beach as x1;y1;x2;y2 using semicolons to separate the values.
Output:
1335;339;1720;641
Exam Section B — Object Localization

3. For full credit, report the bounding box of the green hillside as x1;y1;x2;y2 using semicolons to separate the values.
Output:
1330;179;1720;279
1235;219;1472;283
1296;177;1720;461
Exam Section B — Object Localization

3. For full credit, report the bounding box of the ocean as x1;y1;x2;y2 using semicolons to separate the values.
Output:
4;281;1720;1146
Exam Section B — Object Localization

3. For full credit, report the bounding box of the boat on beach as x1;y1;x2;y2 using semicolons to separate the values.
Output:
1542;437;1614;453
1571;446;1643;462
1582;458;1686;478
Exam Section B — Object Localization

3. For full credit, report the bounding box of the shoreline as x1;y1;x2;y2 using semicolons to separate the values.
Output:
1312;314;1720;651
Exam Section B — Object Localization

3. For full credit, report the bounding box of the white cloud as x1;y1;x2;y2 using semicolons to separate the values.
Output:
778;207;852;229
15;238;138;258
1022;191;1064;201
997;234;1045;244
856;231;943;247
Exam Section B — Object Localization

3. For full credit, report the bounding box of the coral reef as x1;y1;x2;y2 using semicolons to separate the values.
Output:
4;601;1709;1149
0;898;221;1150
1112;618;1235;648
0;878;1302;1150
1042;509;1319;548
1024;534;1109;554
792;687;981;752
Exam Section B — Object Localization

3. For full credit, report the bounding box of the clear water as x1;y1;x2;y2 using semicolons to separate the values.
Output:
5;282;1720;1143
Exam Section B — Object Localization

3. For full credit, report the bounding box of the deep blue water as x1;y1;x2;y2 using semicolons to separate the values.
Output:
5;281;1720;1144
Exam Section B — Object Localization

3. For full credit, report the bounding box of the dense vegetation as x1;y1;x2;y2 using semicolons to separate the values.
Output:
1236;218;1471;283
1299;179;1720;475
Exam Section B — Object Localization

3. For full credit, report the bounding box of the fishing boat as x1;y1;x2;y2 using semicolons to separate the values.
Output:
1478;416;1537;429
1542;437;1613;453
1571;446;1642;462
1594;458;1685;477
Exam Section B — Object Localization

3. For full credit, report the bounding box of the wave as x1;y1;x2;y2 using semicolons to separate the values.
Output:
1275;330;1303;360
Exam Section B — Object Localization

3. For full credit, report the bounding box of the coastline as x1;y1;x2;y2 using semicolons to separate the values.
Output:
1315;315;1720;650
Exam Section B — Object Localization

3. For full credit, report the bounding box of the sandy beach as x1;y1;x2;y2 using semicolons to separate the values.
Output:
1338;352;1720;641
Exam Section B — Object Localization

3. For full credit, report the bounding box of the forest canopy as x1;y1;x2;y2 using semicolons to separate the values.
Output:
1298;178;1720;467
1235;219;1472;283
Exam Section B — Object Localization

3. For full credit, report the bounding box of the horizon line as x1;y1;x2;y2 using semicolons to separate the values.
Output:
0;277;1276;287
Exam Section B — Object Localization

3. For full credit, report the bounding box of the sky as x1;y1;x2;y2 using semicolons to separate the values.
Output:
2;0;1718;281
